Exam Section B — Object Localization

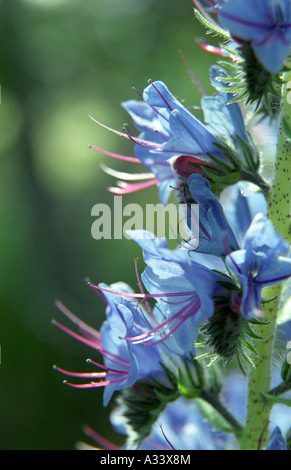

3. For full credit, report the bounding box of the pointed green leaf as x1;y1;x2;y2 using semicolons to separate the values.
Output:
195;398;236;433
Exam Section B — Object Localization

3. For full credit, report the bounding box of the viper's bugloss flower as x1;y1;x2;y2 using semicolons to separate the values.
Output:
169;65;265;193
221;181;267;247
53;283;176;406
121;80;226;204
217;0;291;74
226;213;291;318
91;74;266;203
126;230;227;354
188;174;240;256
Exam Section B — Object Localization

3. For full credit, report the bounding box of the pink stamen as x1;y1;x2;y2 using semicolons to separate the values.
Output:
53;365;107;379
82;425;120;451
132;87;143;99
87;356;129;370
123;124;162;150
89;145;141;163
52;320;100;350
108;178;159;195
88;281;197;300
123;294;200;346
55;300;102;342
178;50;207;96
197;41;229;57
64;376;126;389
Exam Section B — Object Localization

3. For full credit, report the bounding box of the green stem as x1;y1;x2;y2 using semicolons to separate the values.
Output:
200;390;243;436
239;66;291;450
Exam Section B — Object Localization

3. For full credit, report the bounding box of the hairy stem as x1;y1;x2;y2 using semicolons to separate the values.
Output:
239;66;291;450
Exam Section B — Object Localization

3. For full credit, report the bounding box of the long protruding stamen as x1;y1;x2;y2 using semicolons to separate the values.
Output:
53;365;107;379
123;124;162;150
55;300;102;342
82;425;120;451
89;115;130;137
123;294;200;346
108;178;159;195
87;356;129;370
178;50;207;96
52;319;101;350
89;145;141;163
63;375;126;389
100;163;155;181
88;281;197;300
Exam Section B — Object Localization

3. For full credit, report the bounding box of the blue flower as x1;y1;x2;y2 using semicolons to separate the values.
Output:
108;340;291;450
187;176;291;320
225;213;291;318
126;229;226;354
121;80;227;204
187;174;240;256
53;284;176;407
221;181;267;247
217;0;291;73
202;65;259;172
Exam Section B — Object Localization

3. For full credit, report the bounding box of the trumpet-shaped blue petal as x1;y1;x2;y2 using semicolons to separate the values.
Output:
99;282;173;406
188;174;239;256
218;0;291;73
121;80;227;204
226;213;291;318
221;182;267;246
127;229;226;354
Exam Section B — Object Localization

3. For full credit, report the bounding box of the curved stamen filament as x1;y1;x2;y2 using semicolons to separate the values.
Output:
108;178;159;195
123;295;200;346
52;320;101;350
88;281;197;300
122;124;162;150
55;300;102;341
100;163;155;181
82;425;120;451
89;145;141;163
64;375;127;389
53;365;108;379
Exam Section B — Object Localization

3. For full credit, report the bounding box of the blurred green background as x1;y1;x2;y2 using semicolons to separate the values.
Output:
0;0;218;449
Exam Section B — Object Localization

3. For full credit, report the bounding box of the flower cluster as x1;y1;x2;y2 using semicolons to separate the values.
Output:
54;0;291;451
